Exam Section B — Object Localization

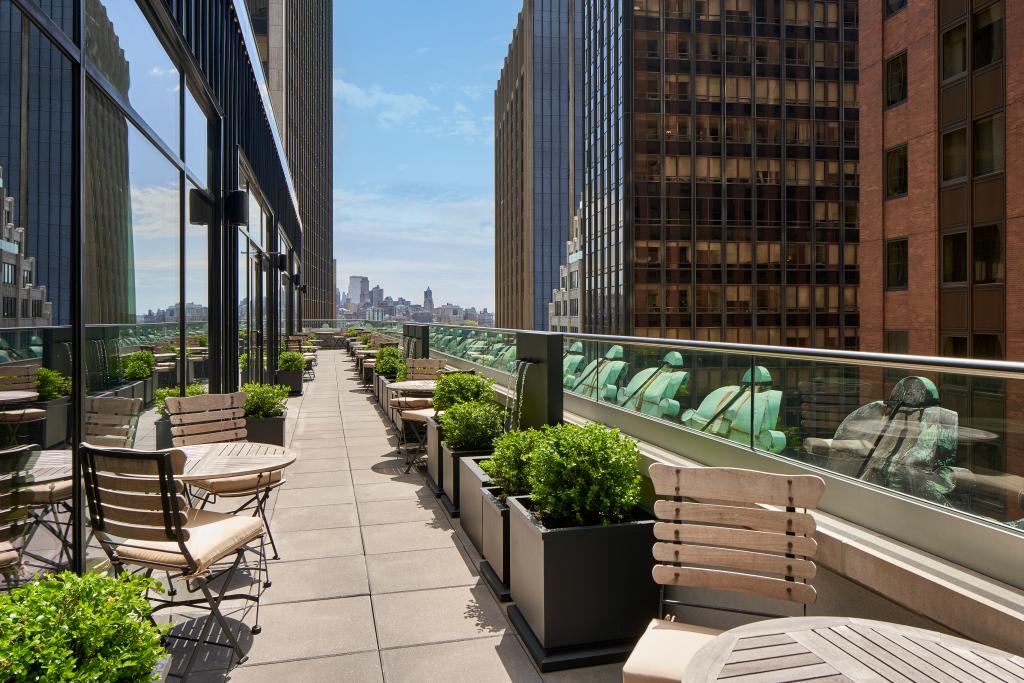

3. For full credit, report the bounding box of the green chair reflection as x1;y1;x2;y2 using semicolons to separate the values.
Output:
565;345;629;401
615;351;690;420
680;365;787;453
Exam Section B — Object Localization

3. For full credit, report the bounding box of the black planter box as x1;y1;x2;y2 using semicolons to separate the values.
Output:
425;415;444;496
277;370;303;396
155;418;172;450
480;485;511;602
507;496;657;671
440;443;492;518
29;396;69;448
246;412;287;446
144;376;155;405
458;455;492;554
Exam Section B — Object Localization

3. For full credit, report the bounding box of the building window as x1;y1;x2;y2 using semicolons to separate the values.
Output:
973;3;1003;70
885;52;907;108
22;270;31;286
885;239;908;290
942;336;968;358
31;300;41;318
885;145;908;198
973;114;1004;176
974;334;1003;360
942;25;967;80
941;128;967;181
2;297;15;319
973;224;1004;284
942;233;968;284
884;0;906;18
885;331;909;354
1;263;15;285
20;300;28;319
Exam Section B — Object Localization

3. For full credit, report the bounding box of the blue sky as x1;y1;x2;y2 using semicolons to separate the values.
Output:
333;1;521;311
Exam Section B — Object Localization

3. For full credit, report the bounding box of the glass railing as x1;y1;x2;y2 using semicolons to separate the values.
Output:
430;325;517;372
303;319;403;337
561;334;1024;534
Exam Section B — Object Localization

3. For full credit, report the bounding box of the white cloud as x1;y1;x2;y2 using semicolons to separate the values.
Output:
333;78;435;128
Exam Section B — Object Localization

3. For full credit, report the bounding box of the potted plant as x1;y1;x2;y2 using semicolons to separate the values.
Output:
476;428;542;602
277;351;305;396
123;350;156;405
438;400;504;517
154;383;208;449
0;571;168;681
426;372;493;495
30;367;71;448
239;352;250;384
242;382;289;446
373;346;404;410
506;423;656;671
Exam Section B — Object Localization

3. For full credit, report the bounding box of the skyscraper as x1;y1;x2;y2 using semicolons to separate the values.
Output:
577;0;859;349
247;0;334;321
423;286;434;312
495;0;583;331
347;275;369;307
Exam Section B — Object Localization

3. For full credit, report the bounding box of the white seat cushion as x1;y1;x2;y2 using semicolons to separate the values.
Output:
622;618;722;683
111;508;263;576
0;541;19;570
389;396;432;410
25;479;73;504
400;408;435;424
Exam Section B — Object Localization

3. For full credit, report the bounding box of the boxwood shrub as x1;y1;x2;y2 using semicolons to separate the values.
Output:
480;428;542;498
432;372;493;412
439;401;504;451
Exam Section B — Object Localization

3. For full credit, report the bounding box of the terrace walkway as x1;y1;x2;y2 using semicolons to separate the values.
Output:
166;350;621;682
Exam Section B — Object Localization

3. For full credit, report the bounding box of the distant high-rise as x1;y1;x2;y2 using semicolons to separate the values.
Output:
370;285;384;307
495;0;582;331
247;0;334;321
423;286;434;312
347;275;369;307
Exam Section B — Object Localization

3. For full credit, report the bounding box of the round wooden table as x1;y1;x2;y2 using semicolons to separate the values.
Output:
684;616;1024;682
0;390;39;405
386;380;437;394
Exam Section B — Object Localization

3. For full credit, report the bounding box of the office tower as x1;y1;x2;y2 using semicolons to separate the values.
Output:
370;285;384;307
577;0;859;349
859;0;1015;360
548;208;583;332
0;166;52;327
423;286;434;312
495;0;583;331
247;0;334;321
347;275;369;307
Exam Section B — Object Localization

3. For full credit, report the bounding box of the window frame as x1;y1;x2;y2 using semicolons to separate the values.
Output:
884;51;908;109
884;144;909;199
884;238;909;291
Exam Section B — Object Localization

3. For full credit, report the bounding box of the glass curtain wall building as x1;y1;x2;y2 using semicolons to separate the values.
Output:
495;0;582;331
0;0;303;581
579;0;859;352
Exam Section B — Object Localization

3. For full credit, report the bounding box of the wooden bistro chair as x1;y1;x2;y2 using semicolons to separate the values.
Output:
81;444;267;680
0;364;46;446
84;396;143;448
0;445;36;588
622;464;826;683
284;336;316;380
164;392;285;564
390;359;447;470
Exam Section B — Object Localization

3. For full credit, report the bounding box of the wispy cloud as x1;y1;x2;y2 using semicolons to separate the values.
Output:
333;78;435;128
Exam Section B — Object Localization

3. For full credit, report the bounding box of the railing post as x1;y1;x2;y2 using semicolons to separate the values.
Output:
515;330;564;429
403;323;430;359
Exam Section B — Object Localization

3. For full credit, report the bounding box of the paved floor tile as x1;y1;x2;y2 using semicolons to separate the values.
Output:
372;583;508;649
361;519;455;555
281;469;352;490
347;455;406;471
380;635;539;683
222;652;383;682
271;526;363;562
287;458;351;474
353;479;433;503
366;546;478;594
270;503;360;532
262;556;368;605
356;497;445;526
274;485;354;508
244;596;378;664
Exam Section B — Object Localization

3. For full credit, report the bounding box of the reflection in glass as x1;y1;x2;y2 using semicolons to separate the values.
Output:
973;114;1004;176
972;3;1003;71
941;128;967;181
86;0;180;148
184;86;209;188
185;185;209;384
942;24;967;80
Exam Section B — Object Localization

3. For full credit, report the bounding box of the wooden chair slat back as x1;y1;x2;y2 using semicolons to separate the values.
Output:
405;358;446;380
649;463;824;606
84;397;143;449
0;364;38;391
0;445;35;545
165;393;247;447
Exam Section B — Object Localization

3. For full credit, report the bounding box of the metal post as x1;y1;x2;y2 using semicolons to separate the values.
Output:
515;331;564;429
403;323;430;359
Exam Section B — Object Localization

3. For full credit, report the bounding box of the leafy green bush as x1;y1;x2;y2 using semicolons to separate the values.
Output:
239;353;249;372
278;351;306;372
480;428;542;497
439;401;505;451
374;346;405;377
0;571;166;682
36;367;72;401
527;423;641;527
122;351;155;381
432;372;493;412
155;383;207;418
358;332;372;345
347;329;360;338
242;383;289;419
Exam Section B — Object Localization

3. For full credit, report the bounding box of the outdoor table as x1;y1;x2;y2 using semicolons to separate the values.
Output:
386;380;437;395
842;418;999;444
683;616;1024;682
20;442;297;485
153;353;177;362
0;390;39;406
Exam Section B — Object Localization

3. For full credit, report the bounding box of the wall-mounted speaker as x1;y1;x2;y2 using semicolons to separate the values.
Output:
188;189;213;225
225;190;248;226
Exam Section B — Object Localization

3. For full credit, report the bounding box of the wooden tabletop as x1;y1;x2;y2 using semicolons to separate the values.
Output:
684;616;1024;683
20;442;297;485
0;390;38;405
387;380;437;393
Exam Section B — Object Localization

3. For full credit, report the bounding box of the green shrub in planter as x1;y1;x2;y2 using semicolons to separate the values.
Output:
374;346;405;377
36;367;72;401
241;382;289;419
481;428;542;498
155;383;208;418
239;352;249;372
123;350;155;381
527;422;642;527
432;372;493;412
358;332;372;345
278;351;306;372
0;571;166;681
439;401;505;451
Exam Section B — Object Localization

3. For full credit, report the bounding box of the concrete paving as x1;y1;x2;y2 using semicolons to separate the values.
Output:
164;350;622;682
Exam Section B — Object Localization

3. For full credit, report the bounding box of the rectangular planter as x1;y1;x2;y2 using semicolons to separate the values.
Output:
246;411;287;446
458;455;492;555
29;396;69;448
144;376;155;406
155;418;172;450
277;369;303;396
480;486;511;602
507;496;658;671
425;415;444;496
440;443;493;517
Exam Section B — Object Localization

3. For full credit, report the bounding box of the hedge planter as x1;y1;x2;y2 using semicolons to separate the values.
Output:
507;496;657;672
480;486;511;602
155;418;172;450
440;443;492;518
29;396;70;448
425;415;444;496
277;369;303;396
458;455;492;554
246;411;287;446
